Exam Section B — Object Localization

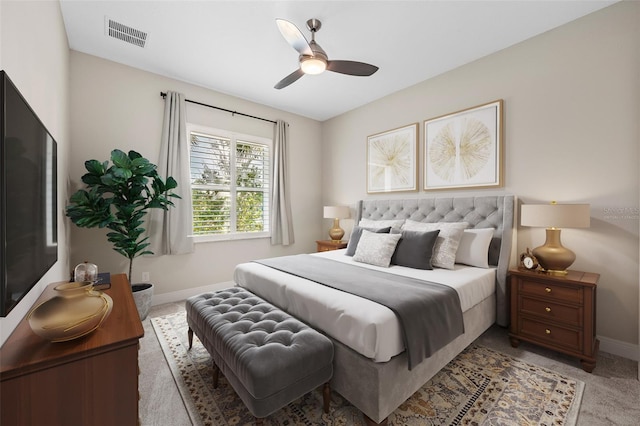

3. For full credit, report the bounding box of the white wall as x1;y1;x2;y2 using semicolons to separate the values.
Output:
2;0;636;360
0;1;70;346
322;1;639;354
68;52;323;297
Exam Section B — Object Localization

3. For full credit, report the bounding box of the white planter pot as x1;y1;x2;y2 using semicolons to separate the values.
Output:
132;283;153;320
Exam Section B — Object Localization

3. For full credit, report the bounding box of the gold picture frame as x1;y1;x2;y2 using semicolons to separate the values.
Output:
367;123;418;193
424;100;503;191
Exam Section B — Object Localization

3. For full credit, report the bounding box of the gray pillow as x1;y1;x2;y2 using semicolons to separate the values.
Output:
402;221;468;269
391;229;440;270
353;230;402;268
345;226;391;256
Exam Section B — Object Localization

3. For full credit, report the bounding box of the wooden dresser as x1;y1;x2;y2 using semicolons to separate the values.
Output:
0;274;144;425
508;268;599;372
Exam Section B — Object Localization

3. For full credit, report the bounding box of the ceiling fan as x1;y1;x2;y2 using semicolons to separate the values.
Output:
274;18;379;89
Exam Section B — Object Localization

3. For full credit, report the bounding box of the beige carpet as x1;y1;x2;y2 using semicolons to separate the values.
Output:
152;311;585;426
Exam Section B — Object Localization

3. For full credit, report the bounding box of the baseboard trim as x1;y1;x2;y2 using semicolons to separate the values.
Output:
152;281;235;306
598;335;639;361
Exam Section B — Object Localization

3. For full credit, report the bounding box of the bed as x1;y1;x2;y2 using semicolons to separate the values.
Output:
234;195;514;425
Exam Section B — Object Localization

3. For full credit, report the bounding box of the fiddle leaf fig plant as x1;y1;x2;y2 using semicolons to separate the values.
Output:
66;149;179;282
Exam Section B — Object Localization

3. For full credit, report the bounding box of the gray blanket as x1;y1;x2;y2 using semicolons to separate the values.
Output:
254;254;464;370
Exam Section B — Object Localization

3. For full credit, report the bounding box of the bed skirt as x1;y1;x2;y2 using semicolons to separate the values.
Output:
329;294;496;424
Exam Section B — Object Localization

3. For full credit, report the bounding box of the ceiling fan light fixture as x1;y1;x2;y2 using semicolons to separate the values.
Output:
274;18;378;89
300;57;326;75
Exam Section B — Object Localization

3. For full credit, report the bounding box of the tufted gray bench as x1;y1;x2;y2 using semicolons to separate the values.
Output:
185;287;334;424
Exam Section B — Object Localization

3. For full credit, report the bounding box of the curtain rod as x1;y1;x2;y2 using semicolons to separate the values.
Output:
160;92;276;124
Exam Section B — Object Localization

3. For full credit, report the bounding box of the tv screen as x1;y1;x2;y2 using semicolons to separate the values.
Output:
1;70;58;317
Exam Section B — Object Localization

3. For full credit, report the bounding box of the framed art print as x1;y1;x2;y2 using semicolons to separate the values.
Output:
424;100;503;191
367;123;418;193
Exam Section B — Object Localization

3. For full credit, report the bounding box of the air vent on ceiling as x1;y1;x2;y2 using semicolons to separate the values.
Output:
105;17;147;48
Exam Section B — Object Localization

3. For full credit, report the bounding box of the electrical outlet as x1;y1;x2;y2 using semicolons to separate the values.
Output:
142;272;150;282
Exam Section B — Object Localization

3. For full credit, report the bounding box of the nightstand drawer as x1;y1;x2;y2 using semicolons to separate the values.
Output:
520;280;583;304
520;317;583;352
520;297;582;326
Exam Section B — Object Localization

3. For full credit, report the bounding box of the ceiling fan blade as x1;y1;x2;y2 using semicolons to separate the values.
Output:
276;19;313;56
274;69;305;89
326;60;379;76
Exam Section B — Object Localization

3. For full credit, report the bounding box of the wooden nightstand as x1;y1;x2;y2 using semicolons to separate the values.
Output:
316;240;347;252
508;268;599;372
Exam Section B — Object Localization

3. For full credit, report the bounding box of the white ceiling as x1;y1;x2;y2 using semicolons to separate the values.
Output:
59;1;616;122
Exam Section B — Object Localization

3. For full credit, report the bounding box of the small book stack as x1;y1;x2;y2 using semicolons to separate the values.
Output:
93;272;111;290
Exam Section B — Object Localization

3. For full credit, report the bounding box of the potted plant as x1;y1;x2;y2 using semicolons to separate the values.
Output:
66;149;179;319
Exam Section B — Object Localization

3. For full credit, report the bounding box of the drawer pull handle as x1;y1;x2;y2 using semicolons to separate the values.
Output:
545;329;551;334
545;307;551;312
545;287;552;293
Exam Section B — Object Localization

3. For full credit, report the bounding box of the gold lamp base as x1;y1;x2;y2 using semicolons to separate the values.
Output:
532;228;575;276
328;218;344;241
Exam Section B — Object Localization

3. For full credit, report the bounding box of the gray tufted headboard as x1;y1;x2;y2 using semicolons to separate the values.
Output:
355;195;514;327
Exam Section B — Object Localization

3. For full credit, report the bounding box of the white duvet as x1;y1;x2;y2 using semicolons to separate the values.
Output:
233;249;495;362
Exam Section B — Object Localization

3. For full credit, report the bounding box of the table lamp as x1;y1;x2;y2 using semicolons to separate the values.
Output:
520;201;590;275
323;206;350;241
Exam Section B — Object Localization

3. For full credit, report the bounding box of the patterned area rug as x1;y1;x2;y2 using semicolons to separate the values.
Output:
152;312;584;426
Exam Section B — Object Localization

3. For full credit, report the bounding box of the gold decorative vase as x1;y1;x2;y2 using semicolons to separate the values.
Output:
532;228;575;275
328;218;345;241
27;281;113;342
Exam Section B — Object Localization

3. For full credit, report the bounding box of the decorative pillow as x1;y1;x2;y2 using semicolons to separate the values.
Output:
358;218;405;232
391;229;440;270
455;228;494;268
353;230;402;268
345;226;391;256
402;220;468;269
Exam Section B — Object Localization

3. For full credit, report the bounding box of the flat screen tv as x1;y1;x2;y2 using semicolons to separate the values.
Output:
1;70;58;317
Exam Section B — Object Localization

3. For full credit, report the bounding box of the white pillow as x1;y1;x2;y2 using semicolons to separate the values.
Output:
455;228;494;268
353;229;402;268
358;218;405;232
402;220;468;269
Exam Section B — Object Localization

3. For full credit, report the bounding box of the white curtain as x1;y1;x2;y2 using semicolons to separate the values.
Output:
147;91;194;255
270;119;295;245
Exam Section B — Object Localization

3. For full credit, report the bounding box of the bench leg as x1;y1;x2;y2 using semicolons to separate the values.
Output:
323;382;331;413
188;327;193;349
212;361;219;389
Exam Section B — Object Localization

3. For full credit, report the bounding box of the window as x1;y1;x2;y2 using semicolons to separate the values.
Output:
188;124;271;241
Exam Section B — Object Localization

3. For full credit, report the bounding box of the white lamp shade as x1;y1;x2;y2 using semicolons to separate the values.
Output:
521;203;590;228
323;206;350;219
